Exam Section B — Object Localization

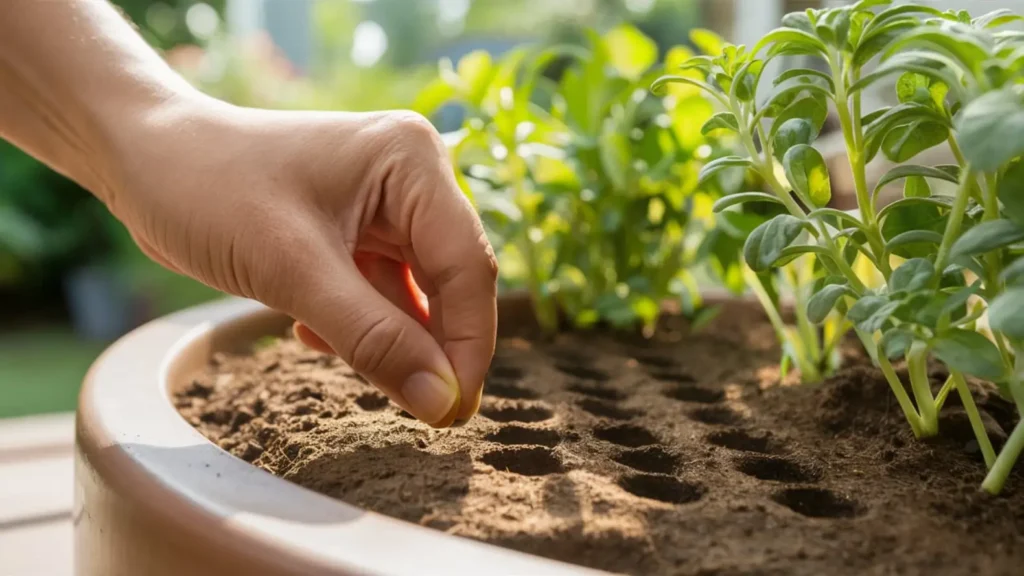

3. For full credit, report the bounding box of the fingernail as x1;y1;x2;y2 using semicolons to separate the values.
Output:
401;372;459;426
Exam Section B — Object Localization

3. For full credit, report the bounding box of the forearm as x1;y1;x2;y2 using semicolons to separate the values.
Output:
0;0;200;206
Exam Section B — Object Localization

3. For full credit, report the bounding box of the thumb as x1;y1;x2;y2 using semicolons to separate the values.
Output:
289;251;462;428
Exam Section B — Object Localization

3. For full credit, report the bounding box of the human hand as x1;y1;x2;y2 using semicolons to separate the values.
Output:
106;97;498;428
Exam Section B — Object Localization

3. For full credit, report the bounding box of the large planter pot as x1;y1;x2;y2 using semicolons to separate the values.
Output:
74;295;599;576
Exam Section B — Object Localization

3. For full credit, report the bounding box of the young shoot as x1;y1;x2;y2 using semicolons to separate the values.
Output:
418;25;739;336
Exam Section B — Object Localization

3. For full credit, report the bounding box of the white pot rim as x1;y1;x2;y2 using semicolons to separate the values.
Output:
76;296;602;576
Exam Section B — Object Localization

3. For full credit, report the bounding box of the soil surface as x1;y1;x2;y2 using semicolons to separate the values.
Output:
176;301;1024;576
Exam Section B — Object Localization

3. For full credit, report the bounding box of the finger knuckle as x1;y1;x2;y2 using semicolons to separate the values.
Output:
348;315;406;376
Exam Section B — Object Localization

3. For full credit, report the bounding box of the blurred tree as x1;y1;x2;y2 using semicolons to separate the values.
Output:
113;0;227;50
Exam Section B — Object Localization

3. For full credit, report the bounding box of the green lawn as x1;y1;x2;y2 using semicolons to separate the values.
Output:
0;328;107;418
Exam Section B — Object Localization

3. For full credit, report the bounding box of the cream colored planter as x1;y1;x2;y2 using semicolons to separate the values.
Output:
74;297;603;576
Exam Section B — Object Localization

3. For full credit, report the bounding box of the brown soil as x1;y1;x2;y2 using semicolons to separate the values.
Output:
175;301;1024;576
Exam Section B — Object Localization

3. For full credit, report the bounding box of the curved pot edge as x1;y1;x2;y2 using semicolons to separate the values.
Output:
75;295;604;576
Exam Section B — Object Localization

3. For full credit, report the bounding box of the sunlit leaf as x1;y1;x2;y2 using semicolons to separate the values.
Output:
712;192;784;213
701;112;739;135
690;28;725;56
783;144;831;208
604;24;658;80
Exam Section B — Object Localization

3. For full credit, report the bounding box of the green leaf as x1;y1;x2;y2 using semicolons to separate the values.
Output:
879;120;949;163
698;156;753;187
651;74;718;98
743;214;809;271
853;19;918;67
455;50;495;106
975;9;1024;29
772;68;835;92
878;195;954;222
732;60;764;102
957;89;1024;173
950;219;1024;259
885;230;944;252
932;329;1006;380
852;0;892;13
773;118;818;161
848;295;888;324
882;21;992;71
989;288;1024;340
604;24;658;79
701;112;740;135
774;244;833;267
998;161;1024;226
873;164;959;201
753;27;828;57
768;95;829;140
807;207;867;232
690;28;725;56
850;51;963;100
849;295;900;334
889;258;934;293
904;176;930;199
880;192;950;258
781;11;815;34
412;78;456;117
808;284;852;324
880;328;915;359
783;144;831;208
1001;257;1024;285
712;192;784;213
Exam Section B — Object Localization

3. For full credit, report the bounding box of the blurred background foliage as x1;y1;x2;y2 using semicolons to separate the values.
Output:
0;0;712;417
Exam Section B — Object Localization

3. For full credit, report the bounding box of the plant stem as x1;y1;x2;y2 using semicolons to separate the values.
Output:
877;343;925;438
951;370;997;469
908;341;939;437
983;418;1024;494
934;166;974;274
934;375;956;412
833;57;890;279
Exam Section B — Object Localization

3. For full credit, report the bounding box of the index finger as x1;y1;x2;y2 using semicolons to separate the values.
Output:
406;172;498;422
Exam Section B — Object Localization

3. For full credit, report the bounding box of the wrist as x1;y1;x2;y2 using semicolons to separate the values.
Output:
97;86;228;215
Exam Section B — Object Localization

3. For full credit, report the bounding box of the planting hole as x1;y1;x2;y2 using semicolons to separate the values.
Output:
579;398;639;421
480;447;564;476
632;352;678;369
735;455;820;483
772;488;862;519
555;363;610;382
355;393;390;411
595;424;659;447
480;404;554;423
613;446;679;474
485;382;540;400
648;368;697;384
546;348;594;366
488;365;524;380
689;406;743;426
666;385;724;404
568;384;625;401
707;429;777;454
485;426;560;447
618;474;704;504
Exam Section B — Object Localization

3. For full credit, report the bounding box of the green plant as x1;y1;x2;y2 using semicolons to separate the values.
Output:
417;25;736;335
655;2;1024;493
